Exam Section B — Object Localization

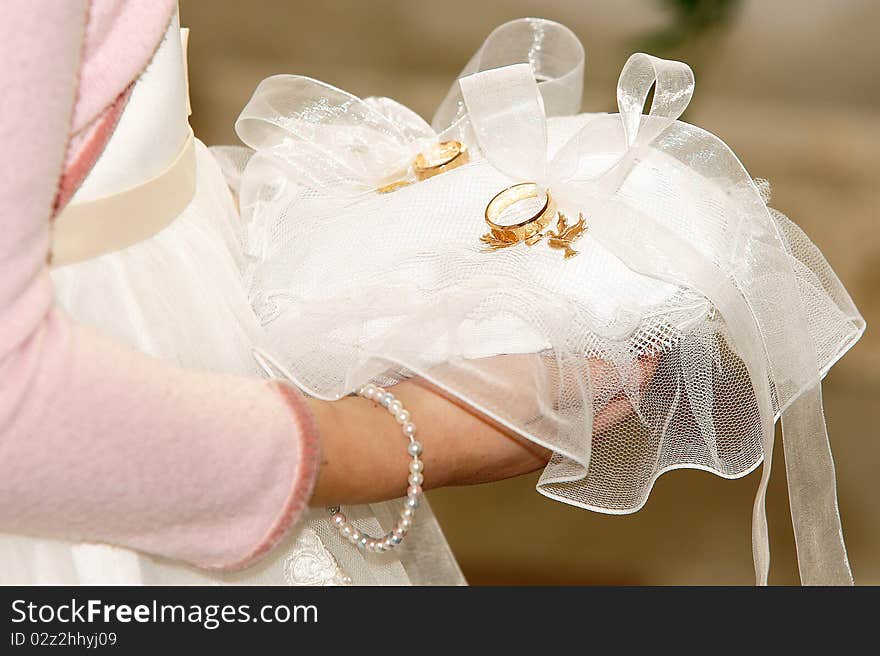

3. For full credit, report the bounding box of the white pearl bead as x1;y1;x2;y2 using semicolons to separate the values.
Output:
337;380;430;553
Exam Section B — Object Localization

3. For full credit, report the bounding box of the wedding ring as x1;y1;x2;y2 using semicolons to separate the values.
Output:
483;183;556;246
377;140;470;193
413;140;469;181
376;179;413;194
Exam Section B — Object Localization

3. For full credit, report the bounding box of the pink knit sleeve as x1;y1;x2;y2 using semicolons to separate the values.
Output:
0;1;320;570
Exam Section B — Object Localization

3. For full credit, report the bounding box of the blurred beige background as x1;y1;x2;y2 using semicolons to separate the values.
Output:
180;0;879;585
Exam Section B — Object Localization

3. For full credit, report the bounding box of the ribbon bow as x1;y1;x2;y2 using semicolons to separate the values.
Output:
459;54;694;258
236;20;855;586
234;18;585;195
457;53;852;586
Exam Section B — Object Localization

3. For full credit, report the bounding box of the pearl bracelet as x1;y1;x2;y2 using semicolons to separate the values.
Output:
328;383;424;552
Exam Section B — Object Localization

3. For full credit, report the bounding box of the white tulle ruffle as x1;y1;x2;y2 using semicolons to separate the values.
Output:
231;19;864;584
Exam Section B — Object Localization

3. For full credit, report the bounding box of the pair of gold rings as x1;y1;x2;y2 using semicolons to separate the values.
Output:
377;140;469;194
481;182;587;258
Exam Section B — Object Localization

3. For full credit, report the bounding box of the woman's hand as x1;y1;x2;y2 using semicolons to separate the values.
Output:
307;377;549;506
307;354;658;507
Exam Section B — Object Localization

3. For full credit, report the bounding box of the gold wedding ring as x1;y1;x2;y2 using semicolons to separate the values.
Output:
413;140;469;181
376;179;413;194
482;183;556;248
377;140;470;193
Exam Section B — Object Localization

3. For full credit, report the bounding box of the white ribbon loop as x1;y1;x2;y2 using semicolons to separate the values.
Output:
433;17;585;132
236;75;428;152
234;18;586;194
616;53;694;147
236;76;434;191
459;63;549;185
460;53;695;206
463;50;852;586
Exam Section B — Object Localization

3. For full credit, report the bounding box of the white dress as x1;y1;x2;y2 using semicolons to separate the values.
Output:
0;13;463;586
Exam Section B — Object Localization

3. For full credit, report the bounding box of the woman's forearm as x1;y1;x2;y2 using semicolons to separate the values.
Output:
0;314;320;570
307;352;659;507
307;377;551;507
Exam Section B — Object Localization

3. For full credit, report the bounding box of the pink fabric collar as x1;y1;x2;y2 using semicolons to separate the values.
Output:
73;0;177;135
58;0;177;214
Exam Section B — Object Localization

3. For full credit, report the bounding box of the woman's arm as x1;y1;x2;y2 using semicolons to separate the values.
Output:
306;377;551;507
0;0;317;572
308;354;658;507
1;0;651;573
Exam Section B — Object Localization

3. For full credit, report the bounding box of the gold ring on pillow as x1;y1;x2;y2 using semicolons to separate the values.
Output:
413;140;469;181
377;140;470;193
481;183;556;250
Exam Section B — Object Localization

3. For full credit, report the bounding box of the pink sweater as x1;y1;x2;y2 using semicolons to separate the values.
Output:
0;0;320;570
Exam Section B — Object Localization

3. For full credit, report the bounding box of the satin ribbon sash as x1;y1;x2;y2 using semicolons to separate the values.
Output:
51;27;196;268
50;129;196;267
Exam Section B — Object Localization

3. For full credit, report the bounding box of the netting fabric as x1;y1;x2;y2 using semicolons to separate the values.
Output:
228;19;864;584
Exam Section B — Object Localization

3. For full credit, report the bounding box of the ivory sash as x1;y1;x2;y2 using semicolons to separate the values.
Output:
50;129;196;268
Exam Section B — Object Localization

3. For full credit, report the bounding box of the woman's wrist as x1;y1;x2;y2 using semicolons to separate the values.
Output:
306;386;434;507
306;377;551;507
327;383;425;553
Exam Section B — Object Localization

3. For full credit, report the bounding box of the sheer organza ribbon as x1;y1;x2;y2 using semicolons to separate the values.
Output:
233;14;853;584
234;17;584;193
458;56;852;585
